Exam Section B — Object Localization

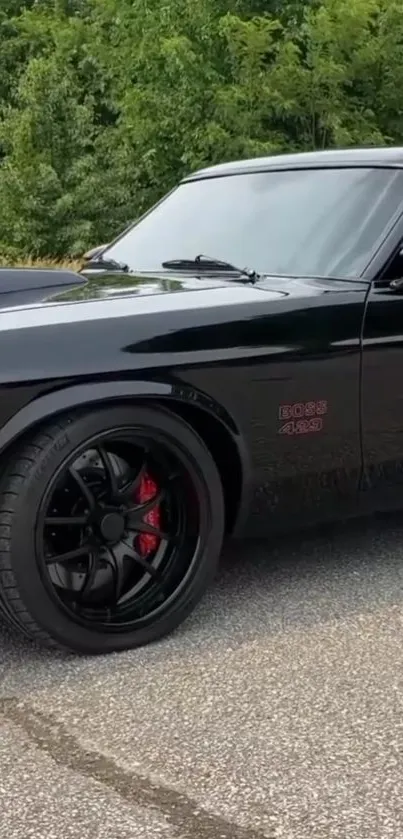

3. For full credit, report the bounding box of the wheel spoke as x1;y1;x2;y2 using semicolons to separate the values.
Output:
117;460;148;503
122;542;161;579
45;516;88;527
127;519;174;543
79;549;102;597
97;446;119;498
127;489;165;520
45;544;92;566
168;471;181;483
104;546;126;603
69;467;96;510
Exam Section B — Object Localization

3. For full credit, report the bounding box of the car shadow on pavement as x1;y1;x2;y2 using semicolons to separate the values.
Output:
211;511;403;631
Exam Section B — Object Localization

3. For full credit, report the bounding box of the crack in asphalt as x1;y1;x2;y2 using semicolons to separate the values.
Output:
0;697;275;839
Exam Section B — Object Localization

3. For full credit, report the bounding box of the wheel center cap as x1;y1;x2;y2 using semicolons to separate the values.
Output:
99;512;125;543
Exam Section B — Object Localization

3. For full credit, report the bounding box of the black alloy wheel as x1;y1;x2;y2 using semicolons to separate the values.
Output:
0;405;225;654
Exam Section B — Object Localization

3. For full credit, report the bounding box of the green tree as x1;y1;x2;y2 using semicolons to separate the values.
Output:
0;0;403;260
0;55;98;256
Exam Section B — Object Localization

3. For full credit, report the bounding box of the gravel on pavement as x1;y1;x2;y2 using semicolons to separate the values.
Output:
1;514;403;838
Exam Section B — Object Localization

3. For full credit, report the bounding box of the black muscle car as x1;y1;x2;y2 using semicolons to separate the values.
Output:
1;147;403;655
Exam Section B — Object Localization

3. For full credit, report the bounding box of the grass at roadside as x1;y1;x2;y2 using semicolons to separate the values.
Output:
0;256;83;272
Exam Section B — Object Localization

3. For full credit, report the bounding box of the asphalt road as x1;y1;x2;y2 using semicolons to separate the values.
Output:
1;514;403;839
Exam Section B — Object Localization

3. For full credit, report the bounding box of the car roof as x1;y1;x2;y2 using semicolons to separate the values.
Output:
185;147;403;180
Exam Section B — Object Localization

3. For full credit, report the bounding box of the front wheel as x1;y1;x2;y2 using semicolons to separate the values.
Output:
0;405;225;655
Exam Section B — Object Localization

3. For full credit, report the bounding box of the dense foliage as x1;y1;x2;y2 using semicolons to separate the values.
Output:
0;0;402;258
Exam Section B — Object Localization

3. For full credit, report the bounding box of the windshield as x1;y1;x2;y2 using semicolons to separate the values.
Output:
104;167;403;279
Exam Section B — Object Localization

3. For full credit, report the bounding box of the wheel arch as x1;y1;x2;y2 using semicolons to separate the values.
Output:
0;380;252;536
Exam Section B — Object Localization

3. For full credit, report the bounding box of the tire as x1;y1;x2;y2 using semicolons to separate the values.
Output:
0;404;225;655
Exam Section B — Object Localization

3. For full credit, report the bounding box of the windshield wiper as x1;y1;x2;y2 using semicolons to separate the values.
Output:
84;255;129;273
161;254;260;283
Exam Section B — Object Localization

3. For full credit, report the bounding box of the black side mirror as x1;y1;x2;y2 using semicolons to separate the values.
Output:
389;277;403;292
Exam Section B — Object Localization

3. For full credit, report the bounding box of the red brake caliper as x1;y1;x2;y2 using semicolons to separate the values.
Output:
134;474;161;557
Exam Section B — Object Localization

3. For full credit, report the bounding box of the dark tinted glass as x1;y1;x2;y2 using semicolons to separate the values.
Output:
105;167;403;279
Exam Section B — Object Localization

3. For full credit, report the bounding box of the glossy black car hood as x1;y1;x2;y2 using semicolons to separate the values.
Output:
0;266;244;310
54;269;237;303
0;266;366;316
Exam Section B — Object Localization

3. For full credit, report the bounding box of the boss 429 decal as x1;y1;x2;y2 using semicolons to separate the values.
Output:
278;400;328;436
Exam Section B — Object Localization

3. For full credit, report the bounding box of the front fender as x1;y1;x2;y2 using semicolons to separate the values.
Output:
0;378;236;452
0;378;252;536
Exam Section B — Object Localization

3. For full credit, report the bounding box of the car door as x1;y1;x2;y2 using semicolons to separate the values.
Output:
361;218;403;512
237;277;368;532
183;275;368;535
